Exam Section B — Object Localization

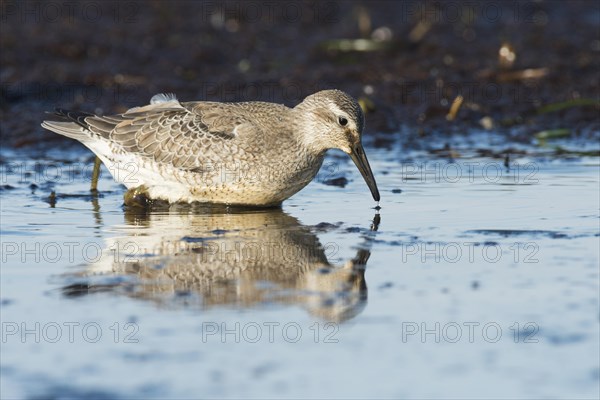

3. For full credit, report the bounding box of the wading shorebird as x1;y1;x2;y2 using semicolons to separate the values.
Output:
42;90;380;207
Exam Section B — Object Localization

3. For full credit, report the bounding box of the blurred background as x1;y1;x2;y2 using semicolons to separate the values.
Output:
1;0;599;149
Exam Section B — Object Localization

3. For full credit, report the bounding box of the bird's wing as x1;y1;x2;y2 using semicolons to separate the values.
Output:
84;99;261;169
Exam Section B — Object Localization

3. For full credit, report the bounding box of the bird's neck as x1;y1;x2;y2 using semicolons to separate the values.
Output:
291;105;328;156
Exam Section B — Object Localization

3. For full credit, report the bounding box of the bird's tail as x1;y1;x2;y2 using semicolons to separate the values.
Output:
41;109;94;141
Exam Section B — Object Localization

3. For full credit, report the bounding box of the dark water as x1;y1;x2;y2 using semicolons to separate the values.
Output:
1;140;599;399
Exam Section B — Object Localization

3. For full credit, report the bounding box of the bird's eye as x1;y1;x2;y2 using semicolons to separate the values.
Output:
338;116;348;126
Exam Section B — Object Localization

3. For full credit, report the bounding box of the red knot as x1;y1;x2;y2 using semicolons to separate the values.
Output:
42;90;380;207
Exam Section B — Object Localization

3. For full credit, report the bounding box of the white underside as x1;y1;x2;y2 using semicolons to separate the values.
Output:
87;141;194;202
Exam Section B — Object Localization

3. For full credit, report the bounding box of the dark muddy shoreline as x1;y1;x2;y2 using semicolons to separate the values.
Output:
1;0;599;151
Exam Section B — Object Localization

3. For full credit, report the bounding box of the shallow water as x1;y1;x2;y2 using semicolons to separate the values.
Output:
1;140;599;399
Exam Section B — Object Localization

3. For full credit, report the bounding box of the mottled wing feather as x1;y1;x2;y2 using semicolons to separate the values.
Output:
84;102;257;169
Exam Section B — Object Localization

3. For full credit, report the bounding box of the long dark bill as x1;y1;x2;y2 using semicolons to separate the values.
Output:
349;143;380;202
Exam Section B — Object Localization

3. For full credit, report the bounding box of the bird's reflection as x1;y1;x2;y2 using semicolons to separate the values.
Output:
62;207;379;322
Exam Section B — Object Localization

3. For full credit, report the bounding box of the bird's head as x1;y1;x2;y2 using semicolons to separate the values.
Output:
295;90;380;202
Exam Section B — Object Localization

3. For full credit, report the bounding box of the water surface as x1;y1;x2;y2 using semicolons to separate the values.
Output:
1;140;599;399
